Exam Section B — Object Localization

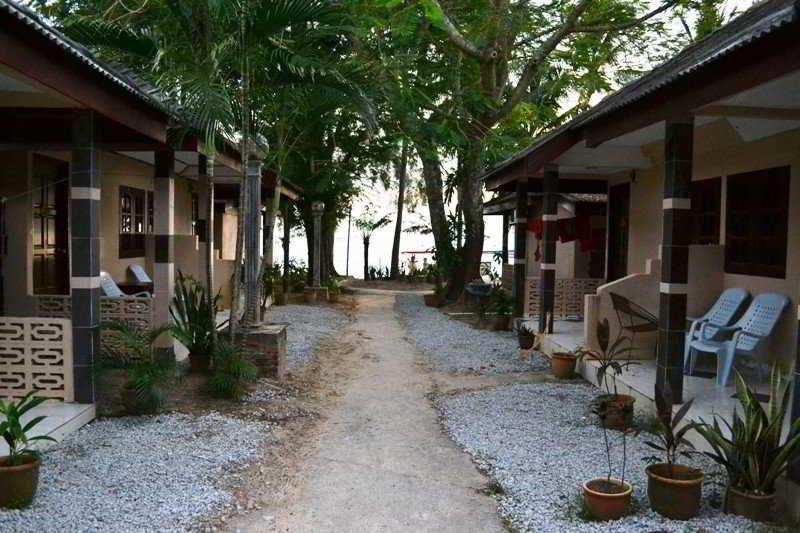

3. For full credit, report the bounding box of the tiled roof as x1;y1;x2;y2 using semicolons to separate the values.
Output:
482;0;800;182
0;0;170;114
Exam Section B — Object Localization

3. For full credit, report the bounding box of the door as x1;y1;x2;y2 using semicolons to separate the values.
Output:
32;155;70;295
606;183;630;282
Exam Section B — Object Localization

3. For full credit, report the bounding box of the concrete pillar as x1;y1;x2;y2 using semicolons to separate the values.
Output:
153;150;175;362
242;158;263;326
512;179;527;317
539;165;558;334
70;111;101;403
656;116;694;404
312;201;324;288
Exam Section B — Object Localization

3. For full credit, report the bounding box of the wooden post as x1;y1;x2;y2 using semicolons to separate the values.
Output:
501;212;509;265
656;116;694;404
70;111;100;403
512;179;528;317
539;165;558;334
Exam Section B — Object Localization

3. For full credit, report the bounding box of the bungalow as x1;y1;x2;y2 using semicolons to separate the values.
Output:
0;1;300;441
483;0;800;512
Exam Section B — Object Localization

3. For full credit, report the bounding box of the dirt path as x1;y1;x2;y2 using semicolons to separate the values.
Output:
234;292;504;532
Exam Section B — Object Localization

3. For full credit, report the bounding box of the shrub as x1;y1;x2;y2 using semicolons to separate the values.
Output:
170;271;225;358
208;341;258;400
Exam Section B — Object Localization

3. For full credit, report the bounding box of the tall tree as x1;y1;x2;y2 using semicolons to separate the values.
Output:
390;140;409;278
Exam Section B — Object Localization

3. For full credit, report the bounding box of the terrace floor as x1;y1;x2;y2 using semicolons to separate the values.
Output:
0;400;95;456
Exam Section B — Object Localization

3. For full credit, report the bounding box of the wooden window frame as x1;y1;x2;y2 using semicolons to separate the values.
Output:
724;166;790;279
690;177;721;245
119;186;147;259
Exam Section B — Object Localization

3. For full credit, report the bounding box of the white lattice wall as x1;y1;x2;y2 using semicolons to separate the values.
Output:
36;295;154;331
0;317;74;401
524;278;604;320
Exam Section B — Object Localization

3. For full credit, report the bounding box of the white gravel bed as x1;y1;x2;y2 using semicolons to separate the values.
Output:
438;382;758;532
0;413;270;533
263;304;348;370
395;294;547;374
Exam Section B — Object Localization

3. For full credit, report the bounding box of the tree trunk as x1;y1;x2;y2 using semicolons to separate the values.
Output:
390;142;408;278
458;139;486;289
303;214;314;286
203;155;217;349
282;203;290;298
363;236;370;280
416;146;453;269
229;175;246;337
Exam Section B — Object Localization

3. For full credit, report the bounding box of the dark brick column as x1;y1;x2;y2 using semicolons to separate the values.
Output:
153;150;175;362
539;165;558;334
790;315;800;482
70;111;100;403
512;179;528;317
242;158;263;326
656;116;694;404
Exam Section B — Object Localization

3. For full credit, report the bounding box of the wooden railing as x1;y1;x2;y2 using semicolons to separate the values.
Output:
524;278;604;320
0;317;74;401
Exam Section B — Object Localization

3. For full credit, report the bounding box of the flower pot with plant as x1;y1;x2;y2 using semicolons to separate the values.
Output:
644;384;703;520
326;278;342;303
101;321;175;414
696;368;800;523
516;322;537;350
170;272;226;374
551;347;585;379
583;404;633;521
0;391;56;509
488;288;514;331
586;319;637;430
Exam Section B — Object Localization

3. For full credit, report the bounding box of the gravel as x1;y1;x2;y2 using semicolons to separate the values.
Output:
0;413;270;533
395;294;547;374
438;382;758;532
263;304;348;370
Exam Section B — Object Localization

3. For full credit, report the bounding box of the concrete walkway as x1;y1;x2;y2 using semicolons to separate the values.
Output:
275;293;503;532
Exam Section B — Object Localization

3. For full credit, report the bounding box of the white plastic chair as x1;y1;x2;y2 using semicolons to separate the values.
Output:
685;292;789;386
100;271;150;298
683;288;750;371
127;264;152;284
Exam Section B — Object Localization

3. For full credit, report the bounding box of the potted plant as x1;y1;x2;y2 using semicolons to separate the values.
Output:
583;404;633;520
551;346;585;379
102;321;175;414
644;384;703;520
0;391;56;508
488;288;514;331
170;271;225;373
696;368;800;523
326;277;342;303
586;319;637;430
516;321;537;350
207;340;258;400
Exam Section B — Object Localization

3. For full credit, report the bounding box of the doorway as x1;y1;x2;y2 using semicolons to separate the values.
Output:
32;155;70;295
606;183;630;282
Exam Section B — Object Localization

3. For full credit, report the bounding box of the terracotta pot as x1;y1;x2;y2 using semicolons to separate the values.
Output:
724;486;775;523
646;463;704;520
0;455;41;509
551;352;578;379
518;330;536;350
583;478;632;521
595;394;635;431
490;315;511;331
189;352;211;374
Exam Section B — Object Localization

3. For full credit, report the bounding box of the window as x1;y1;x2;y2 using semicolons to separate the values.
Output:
119;186;147;258
690;178;721;245
725;166;790;278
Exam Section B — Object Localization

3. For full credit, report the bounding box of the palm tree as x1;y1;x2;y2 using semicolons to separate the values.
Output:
356;212;392;280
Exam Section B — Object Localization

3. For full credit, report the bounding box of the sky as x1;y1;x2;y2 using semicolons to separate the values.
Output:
278;0;756;279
